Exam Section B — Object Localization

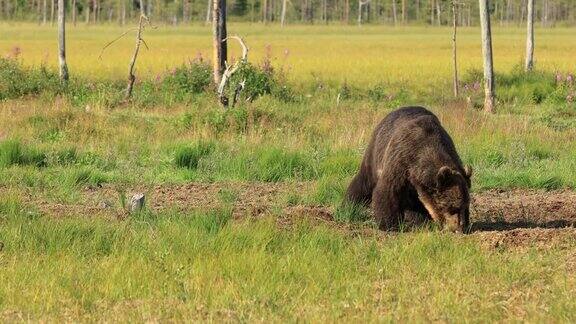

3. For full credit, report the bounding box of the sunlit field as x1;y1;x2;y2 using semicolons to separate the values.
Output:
2;23;575;86
1;23;576;321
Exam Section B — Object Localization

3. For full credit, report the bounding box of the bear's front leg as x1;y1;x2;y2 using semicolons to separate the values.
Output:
371;178;403;231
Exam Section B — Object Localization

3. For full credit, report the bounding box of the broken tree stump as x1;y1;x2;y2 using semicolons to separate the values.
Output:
130;193;145;213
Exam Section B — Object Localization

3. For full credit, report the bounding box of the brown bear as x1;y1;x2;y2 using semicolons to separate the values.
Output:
345;106;472;233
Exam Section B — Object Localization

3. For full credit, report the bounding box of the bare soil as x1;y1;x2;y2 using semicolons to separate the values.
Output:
7;183;576;250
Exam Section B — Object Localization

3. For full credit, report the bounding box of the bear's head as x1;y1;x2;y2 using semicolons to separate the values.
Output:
414;165;472;233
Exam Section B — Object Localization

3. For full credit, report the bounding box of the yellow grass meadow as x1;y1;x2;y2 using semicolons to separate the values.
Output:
1;23;575;86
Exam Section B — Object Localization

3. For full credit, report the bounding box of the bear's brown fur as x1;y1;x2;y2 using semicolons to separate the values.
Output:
345;106;472;233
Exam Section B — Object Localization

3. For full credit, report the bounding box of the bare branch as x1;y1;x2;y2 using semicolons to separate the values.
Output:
218;36;250;108
141;38;150;51
225;35;248;62
99;15;155;60
98;28;139;59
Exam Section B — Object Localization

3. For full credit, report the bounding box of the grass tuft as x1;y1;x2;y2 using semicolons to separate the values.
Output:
333;202;371;223
174;141;216;170
0;140;46;167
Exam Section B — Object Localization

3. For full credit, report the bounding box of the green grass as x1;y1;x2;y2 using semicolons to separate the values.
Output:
0;140;46;167
0;206;574;321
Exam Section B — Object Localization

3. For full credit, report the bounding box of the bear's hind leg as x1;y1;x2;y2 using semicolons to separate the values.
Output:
372;177;403;231
345;166;374;206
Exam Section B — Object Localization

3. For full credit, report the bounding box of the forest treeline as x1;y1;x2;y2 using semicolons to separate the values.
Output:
1;0;575;26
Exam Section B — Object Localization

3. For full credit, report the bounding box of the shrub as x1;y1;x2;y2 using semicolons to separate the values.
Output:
0;58;62;100
462;66;576;107
226;62;274;103
161;61;212;94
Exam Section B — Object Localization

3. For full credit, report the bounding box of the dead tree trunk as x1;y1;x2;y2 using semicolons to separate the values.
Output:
519;0;526;25
50;0;55;25
358;0;370;25
542;0;548;27
37;0;42;24
478;0;495;113
99;3;152;100
125;14;147;99
430;0;434;24
212;0;227;85
94;0;99;22
43;0;47;24
58;0;69;81
85;0;90;24
392;0;397;25
436;0;441;25
506;0;511;24
183;0;190;22
452;0;458;97
401;0;406;23
525;0;534;71
218;36;248;107
121;0;126;25
72;0;77;25
206;0;212;24
280;0;288;26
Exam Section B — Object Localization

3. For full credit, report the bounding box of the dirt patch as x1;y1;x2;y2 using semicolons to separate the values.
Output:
5;183;576;249
471;189;576;231
473;227;576;251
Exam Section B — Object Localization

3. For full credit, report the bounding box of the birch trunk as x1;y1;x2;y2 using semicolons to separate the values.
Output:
85;0;90;24
401;0;406;23
478;0;495;113
122;0;126;25
525;0;534;71
206;0;211;24
72;0;77;25
50;0;55;25
184;0;190;22
43;0;47;24
358;0;362;24
58;0;69;81
436;0;441;25
392;0;397;25
280;0;287;26
430;0;434;25
451;0;458;97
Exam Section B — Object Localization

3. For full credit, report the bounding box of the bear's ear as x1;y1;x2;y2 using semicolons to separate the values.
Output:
464;165;473;179
437;166;458;188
